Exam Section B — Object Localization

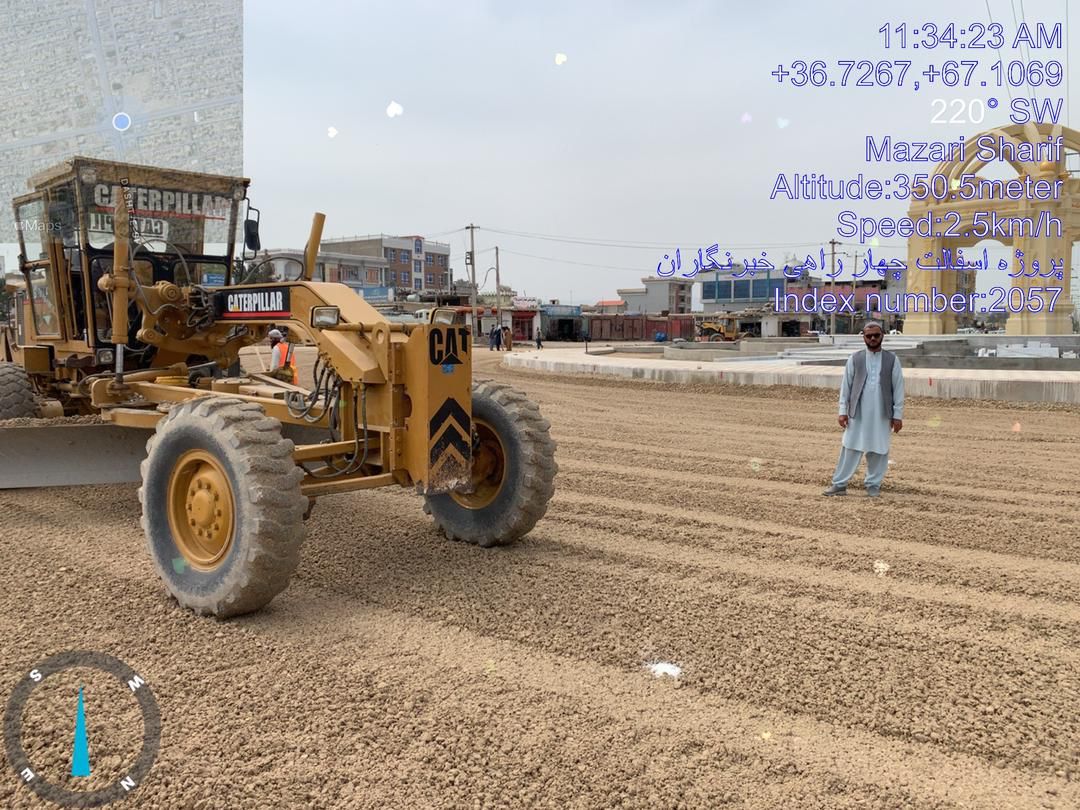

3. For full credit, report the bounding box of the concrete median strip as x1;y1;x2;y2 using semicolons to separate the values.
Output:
506;347;1080;404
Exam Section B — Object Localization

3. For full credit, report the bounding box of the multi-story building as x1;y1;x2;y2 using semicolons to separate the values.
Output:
617;278;692;314
248;249;393;303
699;265;787;314
321;234;451;293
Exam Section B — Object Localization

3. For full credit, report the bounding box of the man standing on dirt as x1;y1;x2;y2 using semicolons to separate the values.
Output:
823;320;904;498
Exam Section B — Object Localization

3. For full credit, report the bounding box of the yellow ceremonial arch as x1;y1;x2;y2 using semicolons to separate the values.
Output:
905;122;1079;335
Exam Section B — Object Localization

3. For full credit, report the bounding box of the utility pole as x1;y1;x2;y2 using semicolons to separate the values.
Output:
853;250;860;335
829;238;839;341
494;245;502;333
466;223;480;335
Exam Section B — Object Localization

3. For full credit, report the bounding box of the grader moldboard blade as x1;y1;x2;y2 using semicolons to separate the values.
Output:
0;422;151;488
0;419;341;489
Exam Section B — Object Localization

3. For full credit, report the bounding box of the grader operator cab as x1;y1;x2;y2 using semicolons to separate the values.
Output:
0;157;557;617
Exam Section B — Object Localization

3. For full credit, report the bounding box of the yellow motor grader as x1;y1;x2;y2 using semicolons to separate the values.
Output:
698;316;744;342
0;157;557;617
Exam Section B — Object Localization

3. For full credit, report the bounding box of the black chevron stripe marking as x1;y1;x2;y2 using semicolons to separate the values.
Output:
429;397;470;438
429;423;471;466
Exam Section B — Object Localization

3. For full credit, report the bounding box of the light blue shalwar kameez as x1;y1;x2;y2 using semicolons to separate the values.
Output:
831;349;904;490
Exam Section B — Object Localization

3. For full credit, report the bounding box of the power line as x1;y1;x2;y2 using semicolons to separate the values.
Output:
481;225;835;251
497;248;651;272
1010;0;1034;99
1018;0;1034;98
498;244;853;274
449;246;494;262
481;226;675;249
986;0;1015;102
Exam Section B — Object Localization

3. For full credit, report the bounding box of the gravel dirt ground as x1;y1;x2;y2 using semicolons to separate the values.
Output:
1;347;1078;808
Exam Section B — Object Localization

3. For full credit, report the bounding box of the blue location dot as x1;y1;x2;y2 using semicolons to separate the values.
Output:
112;112;132;132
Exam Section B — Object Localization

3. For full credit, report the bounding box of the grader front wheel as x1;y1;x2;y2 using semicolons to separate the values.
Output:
0;362;39;420
423;381;557;548
139;397;307;617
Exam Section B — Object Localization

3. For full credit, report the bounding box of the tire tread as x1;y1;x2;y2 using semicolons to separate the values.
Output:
0;363;38;420
138;396;307;617
425;381;557;548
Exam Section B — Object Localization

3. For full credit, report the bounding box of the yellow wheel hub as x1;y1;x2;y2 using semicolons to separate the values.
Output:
450;418;506;510
167;450;236;570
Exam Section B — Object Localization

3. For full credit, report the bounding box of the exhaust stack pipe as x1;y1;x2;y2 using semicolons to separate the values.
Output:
303;213;326;281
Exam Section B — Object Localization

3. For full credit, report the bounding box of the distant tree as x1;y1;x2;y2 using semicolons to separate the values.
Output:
243;261;278;284
237;251;278;284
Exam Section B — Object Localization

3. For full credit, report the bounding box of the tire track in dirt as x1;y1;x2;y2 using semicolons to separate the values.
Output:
1;354;1078;807
292;496;1080;779
551;433;1080;511
554;463;1080;565
545;498;1080;611
0;492;966;809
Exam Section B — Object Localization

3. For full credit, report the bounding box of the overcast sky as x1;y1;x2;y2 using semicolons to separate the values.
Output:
3;1;1076;306
243;0;1079;305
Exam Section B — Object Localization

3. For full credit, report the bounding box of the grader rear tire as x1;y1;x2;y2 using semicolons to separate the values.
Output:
0;363;38;420
423;381;557;548
139;397;307;617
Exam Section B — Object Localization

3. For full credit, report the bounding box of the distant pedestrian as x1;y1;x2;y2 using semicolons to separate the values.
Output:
823;321;904;498
502;326;513;351
492;324;503;350
535;333;543;350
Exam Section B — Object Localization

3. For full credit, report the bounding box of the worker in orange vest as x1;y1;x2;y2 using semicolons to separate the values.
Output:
269;328;299;385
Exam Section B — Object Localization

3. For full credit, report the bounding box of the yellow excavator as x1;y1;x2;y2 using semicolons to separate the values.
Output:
0;157;557;617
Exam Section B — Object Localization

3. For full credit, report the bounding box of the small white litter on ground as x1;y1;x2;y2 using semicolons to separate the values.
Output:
873;560;891;578
646;662;682;678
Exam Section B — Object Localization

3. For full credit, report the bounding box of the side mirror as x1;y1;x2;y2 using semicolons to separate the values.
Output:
244;218;261;252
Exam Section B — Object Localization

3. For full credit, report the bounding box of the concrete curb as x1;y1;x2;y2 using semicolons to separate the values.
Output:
504;353;1080;404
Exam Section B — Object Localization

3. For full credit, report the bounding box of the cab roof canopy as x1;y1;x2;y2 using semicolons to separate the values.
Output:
26;156;251;197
